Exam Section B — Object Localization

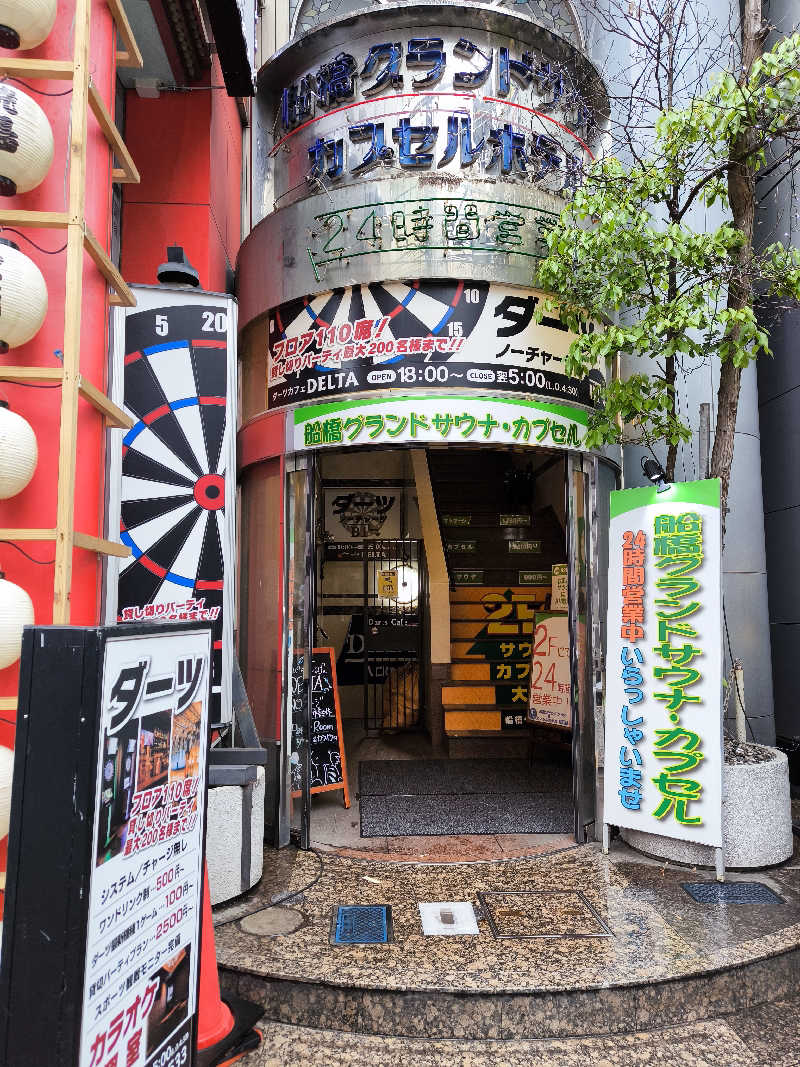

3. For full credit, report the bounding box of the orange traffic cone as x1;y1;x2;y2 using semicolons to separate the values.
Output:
197;864;263;1067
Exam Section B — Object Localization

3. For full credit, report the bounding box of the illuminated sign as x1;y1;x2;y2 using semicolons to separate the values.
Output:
603;480;723;847
293;393;588;452
307;198;557;272
279;41;596;138
264;25;605;207
269;279;602;412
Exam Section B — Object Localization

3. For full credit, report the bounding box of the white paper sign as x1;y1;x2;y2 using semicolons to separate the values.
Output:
79;627;211;1067
603;480;723;847
551;564;568;611
528;612;571;729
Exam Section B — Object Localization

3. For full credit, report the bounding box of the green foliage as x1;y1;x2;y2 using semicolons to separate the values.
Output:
536;31;800;451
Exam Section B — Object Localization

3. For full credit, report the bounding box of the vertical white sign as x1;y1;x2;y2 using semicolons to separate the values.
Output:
79;627;211;1067
551;564;568;611
106;287;238;727
528;612;571;729
603;480;723;847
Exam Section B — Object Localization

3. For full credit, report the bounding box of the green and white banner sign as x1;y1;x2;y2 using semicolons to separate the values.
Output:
292;394;588;452
603;479;723;847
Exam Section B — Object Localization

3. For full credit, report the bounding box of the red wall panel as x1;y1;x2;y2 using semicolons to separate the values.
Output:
0;3;116;711
122;58;242;293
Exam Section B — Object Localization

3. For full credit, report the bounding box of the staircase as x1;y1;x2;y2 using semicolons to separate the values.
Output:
425;450;568;745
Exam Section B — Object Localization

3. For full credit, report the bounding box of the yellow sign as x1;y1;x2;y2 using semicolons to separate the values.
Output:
377;569;399;599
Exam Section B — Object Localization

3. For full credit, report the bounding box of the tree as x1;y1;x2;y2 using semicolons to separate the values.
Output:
537;2;800;533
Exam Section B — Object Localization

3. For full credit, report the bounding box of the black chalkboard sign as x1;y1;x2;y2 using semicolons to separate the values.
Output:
291;647;350;807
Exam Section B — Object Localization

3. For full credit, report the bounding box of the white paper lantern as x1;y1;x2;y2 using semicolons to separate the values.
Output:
0;745;13;840
0;0;57;50
0;402;37;498
0;575;33;670
0;84;54;196
0;240;47;350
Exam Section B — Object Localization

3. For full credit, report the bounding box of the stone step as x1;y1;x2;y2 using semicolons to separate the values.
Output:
451;619;535;640
236;1001;794;1067
222;944;800;1042
442;683;528;705
216;843;800;1054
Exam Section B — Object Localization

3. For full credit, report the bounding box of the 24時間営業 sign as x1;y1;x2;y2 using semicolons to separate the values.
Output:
602;480;723;847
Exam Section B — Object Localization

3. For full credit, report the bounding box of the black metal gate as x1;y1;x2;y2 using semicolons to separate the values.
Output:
362;539;425;734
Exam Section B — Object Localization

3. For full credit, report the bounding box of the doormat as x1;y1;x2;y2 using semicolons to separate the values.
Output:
478;890;613;939
358;758;572;837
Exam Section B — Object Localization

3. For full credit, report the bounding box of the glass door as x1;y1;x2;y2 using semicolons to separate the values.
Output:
282;455;318;849
566;453;597;842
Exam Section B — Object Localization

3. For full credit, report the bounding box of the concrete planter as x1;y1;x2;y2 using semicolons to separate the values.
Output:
207;765;265;905
621;746;793;869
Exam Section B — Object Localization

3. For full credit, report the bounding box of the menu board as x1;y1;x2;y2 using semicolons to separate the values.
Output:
81;626;212;1067
291;648;350;807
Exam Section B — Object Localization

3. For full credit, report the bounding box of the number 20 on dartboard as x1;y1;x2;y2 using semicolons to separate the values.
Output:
154;311;228;337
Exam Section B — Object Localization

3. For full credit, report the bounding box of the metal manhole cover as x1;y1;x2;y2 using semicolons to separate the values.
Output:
683;882;783;905
478;891;613;939
331;905;392;944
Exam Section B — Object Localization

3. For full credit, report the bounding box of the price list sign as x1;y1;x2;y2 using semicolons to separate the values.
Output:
79;627;212;1067
0;623;212;1067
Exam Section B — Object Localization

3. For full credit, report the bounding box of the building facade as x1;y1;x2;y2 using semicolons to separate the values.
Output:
0;0;790;900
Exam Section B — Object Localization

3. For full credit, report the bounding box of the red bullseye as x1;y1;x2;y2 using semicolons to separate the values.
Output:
194;473;225;511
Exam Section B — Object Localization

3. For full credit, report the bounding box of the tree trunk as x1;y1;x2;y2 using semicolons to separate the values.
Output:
710;360;741;532
665;255;678;482
665;352;678;482
709;0;765;544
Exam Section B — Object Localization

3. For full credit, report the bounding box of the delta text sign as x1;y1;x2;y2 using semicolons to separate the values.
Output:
603;480;723;847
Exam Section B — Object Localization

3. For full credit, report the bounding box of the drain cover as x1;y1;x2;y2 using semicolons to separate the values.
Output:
332;905;392;944
683;882;783;905
239;907;304;937
478;891;613;939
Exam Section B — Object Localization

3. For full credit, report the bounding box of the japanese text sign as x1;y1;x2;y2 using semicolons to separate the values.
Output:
528;612;571;730
80;626;212;1067
293;393;588;453
269;281;602;413
378;569;400;599
603;480;723;847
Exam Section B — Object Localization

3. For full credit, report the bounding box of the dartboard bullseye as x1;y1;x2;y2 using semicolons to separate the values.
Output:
194;473;225;510
114;301;232;724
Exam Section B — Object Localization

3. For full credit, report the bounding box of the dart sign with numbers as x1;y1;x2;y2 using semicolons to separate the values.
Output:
267;280;604;412
106;286;238;726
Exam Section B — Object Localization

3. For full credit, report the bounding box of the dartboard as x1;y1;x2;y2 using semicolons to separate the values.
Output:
117;303;231;722
270;278;489;362
268;278;491;409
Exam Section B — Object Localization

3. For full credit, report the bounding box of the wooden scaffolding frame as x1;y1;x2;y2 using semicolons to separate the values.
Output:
0;0;142;714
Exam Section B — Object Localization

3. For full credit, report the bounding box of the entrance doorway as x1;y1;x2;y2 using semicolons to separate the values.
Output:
283;446;597;856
